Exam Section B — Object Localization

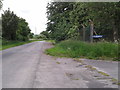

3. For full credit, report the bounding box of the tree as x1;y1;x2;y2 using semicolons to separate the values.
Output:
2;8;19;40
46;2;120;42
47;2;75;41
0;0;3;39
40;31;50;39
0;17;2;39
2;9;32;41
86;2;120;42
17;18;31;41
29;33;34;39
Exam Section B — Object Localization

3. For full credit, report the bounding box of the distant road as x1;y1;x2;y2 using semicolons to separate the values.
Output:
2;41;118;88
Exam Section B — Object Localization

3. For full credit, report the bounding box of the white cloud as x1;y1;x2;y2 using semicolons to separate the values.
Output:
2;0;50;34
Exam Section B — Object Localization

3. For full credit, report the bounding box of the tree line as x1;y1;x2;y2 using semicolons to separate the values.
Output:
42;2;120;42
1;9;33;41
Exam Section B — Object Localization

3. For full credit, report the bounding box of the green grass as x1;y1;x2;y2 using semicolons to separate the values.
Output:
46;40;119;61
0;39;42;50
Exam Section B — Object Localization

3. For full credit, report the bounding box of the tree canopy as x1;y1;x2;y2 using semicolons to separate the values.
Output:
2;9;33;41
46;2;120;42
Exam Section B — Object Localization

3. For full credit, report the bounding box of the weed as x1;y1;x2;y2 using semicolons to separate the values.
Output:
56;62;60;64
73;58;83;63
111;78;120;85
98;71;109;76
85;65;97;71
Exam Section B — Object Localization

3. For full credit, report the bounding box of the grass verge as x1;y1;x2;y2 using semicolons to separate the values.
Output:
0;39;41;50
45;40;119;61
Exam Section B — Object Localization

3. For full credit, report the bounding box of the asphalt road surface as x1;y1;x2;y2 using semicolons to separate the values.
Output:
80;59;119;80
2;41;119;88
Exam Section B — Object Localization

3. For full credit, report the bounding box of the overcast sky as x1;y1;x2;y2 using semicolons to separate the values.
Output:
2;0;51;34
2;0;119;34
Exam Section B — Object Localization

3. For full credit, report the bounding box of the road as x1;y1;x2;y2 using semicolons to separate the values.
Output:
80;59;119;80
2;41;119;88
2;41;47;88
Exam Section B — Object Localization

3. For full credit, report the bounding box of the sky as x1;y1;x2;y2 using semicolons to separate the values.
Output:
2;0;51;34
2;0;119;34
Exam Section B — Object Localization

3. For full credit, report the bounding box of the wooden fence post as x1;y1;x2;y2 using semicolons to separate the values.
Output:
89;19;94;43
81;24;85;41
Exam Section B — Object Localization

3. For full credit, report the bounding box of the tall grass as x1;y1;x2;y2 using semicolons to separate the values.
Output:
46;40;119;61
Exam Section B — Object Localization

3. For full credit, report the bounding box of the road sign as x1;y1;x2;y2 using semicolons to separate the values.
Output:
92;35;103;38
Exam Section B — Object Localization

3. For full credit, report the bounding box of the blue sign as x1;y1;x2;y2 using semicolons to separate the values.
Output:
92;35;103;38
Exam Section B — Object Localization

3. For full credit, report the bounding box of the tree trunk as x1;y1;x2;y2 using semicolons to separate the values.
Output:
112;21;118;42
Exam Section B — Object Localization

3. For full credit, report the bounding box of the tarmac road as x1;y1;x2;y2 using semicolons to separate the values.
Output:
2;41;119;88
2;41;46;88
80;59;119;80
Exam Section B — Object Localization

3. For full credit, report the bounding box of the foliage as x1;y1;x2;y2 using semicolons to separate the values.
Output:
16;18;31;41
46;40;119;61
29;33;34;39
40;31;50;39
2;9;32;41
33;34;42;40
46;2;120;42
